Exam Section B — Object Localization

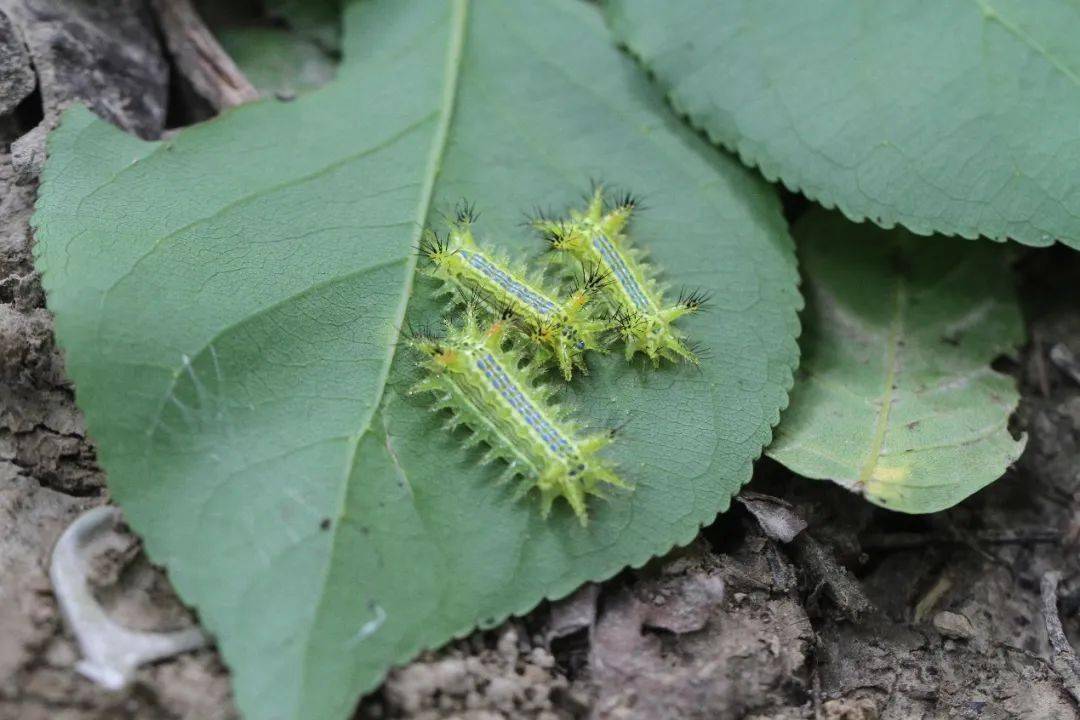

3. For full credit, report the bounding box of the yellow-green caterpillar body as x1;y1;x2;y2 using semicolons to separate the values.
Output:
408;308;626;524
534;188;707;366
419;205;608;380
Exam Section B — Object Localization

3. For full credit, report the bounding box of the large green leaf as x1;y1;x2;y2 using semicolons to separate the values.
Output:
32;2;799;719
607;0;1080;249
767;210;1025;513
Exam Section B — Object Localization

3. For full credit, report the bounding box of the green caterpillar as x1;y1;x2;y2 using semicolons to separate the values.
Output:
408;307;626;524
418;203;609;381
533;187;708;366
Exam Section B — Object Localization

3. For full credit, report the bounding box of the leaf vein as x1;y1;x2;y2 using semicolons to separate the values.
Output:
856;277;906;486
299;0;471;705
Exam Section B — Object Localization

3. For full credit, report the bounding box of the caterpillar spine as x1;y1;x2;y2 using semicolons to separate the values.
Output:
418;203;608;380
408;307;625;525
534;187;708;366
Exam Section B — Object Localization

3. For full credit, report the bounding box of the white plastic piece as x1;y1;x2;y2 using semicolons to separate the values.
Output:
49;506;208;690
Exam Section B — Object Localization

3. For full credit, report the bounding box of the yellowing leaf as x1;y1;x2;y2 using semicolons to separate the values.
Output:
768;210;1026;512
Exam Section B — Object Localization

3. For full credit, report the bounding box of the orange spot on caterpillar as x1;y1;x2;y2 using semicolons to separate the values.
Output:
434;348;459;368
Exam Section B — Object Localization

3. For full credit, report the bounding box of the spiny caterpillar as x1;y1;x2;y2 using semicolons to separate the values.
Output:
418;202;609;381
533;187;709;366
407;307;626;524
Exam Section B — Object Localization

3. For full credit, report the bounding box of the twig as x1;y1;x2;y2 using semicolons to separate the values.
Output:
150;0;259;110
861;529;1059;552
1032;331;1051;397
1040;571;1080;705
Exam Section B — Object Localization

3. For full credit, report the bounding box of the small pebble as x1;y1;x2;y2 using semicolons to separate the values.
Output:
933;610;976;640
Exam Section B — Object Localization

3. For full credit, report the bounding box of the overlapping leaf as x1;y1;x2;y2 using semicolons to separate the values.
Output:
32;1;799;719
216;27;336;97
607;0;1080;249
768;210;1025;512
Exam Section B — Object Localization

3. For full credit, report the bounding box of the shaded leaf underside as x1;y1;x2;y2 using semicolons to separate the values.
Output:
33;2;799;720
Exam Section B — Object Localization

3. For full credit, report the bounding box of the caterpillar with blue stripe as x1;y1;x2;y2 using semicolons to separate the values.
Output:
407;307;626;524
532;186;708;366
418;202;609;380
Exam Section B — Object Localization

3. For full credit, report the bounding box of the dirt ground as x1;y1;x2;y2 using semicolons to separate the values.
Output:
3;3;1080;719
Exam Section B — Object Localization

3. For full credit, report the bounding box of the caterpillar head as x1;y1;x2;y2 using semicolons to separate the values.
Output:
408;303;507;374
533;185;639;255
420;201;482;264
580;184;636;237
419;228;479;289
417;229;453;266
447;215;478;250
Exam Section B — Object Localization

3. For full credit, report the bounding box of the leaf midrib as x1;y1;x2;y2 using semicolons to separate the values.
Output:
856;274;906;487
297;0;470;709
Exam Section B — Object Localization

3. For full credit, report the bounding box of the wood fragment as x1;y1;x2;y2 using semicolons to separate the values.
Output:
1032;331;1050;397
737;491;808;543
150;0;258;110
1040;571;1080;705
793;534;873;618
